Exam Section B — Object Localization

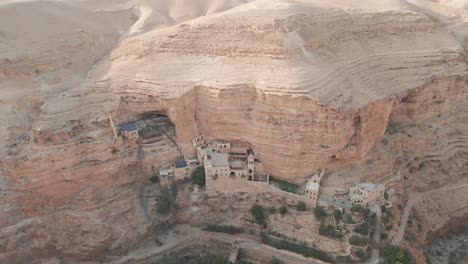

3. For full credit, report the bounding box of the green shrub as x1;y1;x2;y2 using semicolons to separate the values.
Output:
268;207;277;214
250;204;266;226
279;206;288;216
202;224;243;234
319;223;342;238
417;223;423;233
354;223;370;236
385;120;400;135
149;175;159;184
156;184;178;215
191;166;205;186
261;233;332;262
381;205;387;213
155;254;229;264
349;235;368;246
270;256;285;264
333;209;343;222
313;206;327;220
344;214;355;224
296;202;307;211
382;245;412;264
381;233;388;240
336;255;352;263
355;249;365;259
404;231;416;242
269;177;298;193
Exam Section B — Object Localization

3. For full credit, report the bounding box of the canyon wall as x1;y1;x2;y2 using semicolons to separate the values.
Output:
115;85;395;182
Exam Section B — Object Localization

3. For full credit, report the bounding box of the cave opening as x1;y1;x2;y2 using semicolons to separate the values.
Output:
135;111;176;142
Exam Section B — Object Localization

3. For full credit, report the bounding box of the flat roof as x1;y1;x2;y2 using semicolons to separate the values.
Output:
306;179;320;191
175;160;187;168
356;182;384;192
230;160;244;169
210;152;229;167
159;168;171;176
121;122;138;131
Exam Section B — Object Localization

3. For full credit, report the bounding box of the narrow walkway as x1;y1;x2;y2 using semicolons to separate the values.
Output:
390;198;416;246
365;204;382;264
391;183;468;246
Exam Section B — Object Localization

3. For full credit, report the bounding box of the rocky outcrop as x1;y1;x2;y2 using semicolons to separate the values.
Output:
100;0;466;181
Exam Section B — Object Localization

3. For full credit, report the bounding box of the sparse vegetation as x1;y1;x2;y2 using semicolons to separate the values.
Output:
269;177;299;193
319;223;342;238
381;233;388;240
382;245;412;264
155;254;230;264
191;166;205;186
268;207;277;214
250;204;266;226
313;206;327;220
354;249;365;259
349;235;368;246
333;209;343;223
296;201;307;211
149;175;159;184
156;183;178;215
279;206;288;216
202;224;243;234
270;256;285;264
353;222;370;236
344;214;355;224
261;233;332;263
404;231;416;242
385;120;400;135
336;255;352;263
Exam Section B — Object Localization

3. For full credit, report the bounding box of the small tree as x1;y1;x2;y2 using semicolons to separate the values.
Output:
313;206;327;220
344;214;355;224
296;202;307;211
279;206;288;216
270;256;285;264
250;204;266;226
149;175;159;184
333;209;343;222
382;245;412;264
191;166;205;186
156;185;178;215
268;207;277;214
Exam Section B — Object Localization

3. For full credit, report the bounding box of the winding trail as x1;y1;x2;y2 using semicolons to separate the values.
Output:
391;183;468;246
390;198;417;246
365;204;382;264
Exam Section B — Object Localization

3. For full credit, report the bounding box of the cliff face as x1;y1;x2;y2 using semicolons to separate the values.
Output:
115;86;395;181
1;0;468;263
103;0;465;180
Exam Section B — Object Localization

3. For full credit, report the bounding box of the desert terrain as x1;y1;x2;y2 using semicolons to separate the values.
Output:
1;0;468;263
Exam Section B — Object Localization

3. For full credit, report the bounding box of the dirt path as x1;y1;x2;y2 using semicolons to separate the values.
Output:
365;204;382;264
391;183;468;246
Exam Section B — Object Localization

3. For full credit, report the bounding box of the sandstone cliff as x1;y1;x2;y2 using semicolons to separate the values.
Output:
1;0;468;263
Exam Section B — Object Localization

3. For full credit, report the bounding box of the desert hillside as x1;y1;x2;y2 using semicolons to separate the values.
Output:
1;0;468;263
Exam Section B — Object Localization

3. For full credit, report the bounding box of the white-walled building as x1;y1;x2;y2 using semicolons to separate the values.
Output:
349;182;385;206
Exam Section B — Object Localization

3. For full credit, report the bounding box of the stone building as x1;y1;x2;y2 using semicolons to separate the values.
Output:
158;167;172;187
120;122;139;139
304;169;324;206
174;160;190;180
158;159;200;186
195;136;269;193
349;182;385;206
